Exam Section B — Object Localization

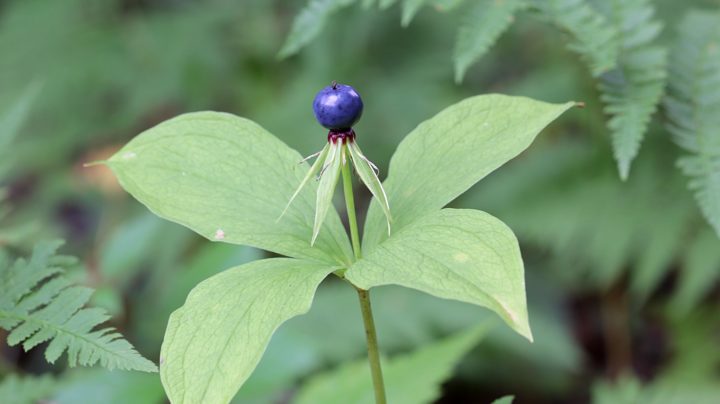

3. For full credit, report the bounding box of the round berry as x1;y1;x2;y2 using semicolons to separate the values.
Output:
312;82;364;130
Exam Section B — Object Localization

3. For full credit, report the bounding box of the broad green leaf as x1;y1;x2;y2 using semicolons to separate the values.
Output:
277;0;356;59
454;0;526;83
348;142;391;234
312;142;343;245
294;325;488;404
350;209;532;340
362;94;575;252
492;396;515;404
105;112;353;266
160;258;336;404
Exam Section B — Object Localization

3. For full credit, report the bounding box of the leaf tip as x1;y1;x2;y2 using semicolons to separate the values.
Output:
83;160;107;168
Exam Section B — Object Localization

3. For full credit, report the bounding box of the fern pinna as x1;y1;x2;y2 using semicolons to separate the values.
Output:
664;11;720;237
0;241;157;372
595;0;667;181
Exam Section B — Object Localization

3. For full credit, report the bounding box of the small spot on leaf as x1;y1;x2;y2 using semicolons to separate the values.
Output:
453;252;469;263
122;151;137;160
214;229;225;240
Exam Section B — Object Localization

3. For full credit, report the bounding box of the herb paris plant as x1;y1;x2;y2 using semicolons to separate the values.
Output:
102;87;575;403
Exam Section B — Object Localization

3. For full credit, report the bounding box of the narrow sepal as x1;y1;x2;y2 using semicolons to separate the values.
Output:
312;142;343;245
348;141;392;235
278;144;331;221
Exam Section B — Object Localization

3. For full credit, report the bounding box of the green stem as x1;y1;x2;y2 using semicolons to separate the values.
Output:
356;287;387;404
341;145;387;404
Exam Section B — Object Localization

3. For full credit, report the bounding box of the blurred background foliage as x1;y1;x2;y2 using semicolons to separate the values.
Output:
1;0;719;402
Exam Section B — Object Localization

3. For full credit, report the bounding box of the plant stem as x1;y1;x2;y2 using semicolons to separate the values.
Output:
357;287;387;404
341;146;387;404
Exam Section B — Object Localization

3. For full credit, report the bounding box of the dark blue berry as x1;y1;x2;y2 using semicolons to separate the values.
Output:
312;82;363;130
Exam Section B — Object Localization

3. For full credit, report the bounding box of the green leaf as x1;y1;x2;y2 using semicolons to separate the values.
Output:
295;325;488;404
597;0;667;180
401;0;428;27
664;10;720;236
348;142;391;234
313;142;343;245
105;112;353;266
362;94;575;252
0;241;157;372
492;396;515;404
159;258;336;404
0;82;41;176
277;0;356;59
0;374;56;404
453;0;526;83
671;229;720;315
537;0;619;77
350;209;532;340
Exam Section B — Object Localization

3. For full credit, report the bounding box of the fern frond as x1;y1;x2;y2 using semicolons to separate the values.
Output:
664;11;720;237
536;0;618;77
597;0;667;180
0;241;158;372
453;0;527;83
462;141;702;295
277;0;356;59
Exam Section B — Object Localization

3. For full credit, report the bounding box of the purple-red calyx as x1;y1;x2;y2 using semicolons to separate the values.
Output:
328;128;356;144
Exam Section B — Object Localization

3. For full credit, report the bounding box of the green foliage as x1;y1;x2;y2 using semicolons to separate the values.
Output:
0;374;57;404
492;396;515;404
362;94;575;251
664;10;720;237
104;93;572;401
295;325;487;404
454;0;526;83
105;112;353;266
348;209;532;340
159;258;336;404
670;228;720;314
535;0;618;77
278;0;356;58
0;82;40;176
463;140;713;295
596;0;667;180
0;241;157;372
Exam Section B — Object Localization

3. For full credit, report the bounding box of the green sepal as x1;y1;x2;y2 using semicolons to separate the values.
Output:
278;143;331;221
312;142;343;245
347;141;392;235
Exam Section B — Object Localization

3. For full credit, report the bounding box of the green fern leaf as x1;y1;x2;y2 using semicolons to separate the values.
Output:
453;0;526;83
597;0;667;180
0;241;158;372
277;0;356;58
536;0;618;77
664;11;720;236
